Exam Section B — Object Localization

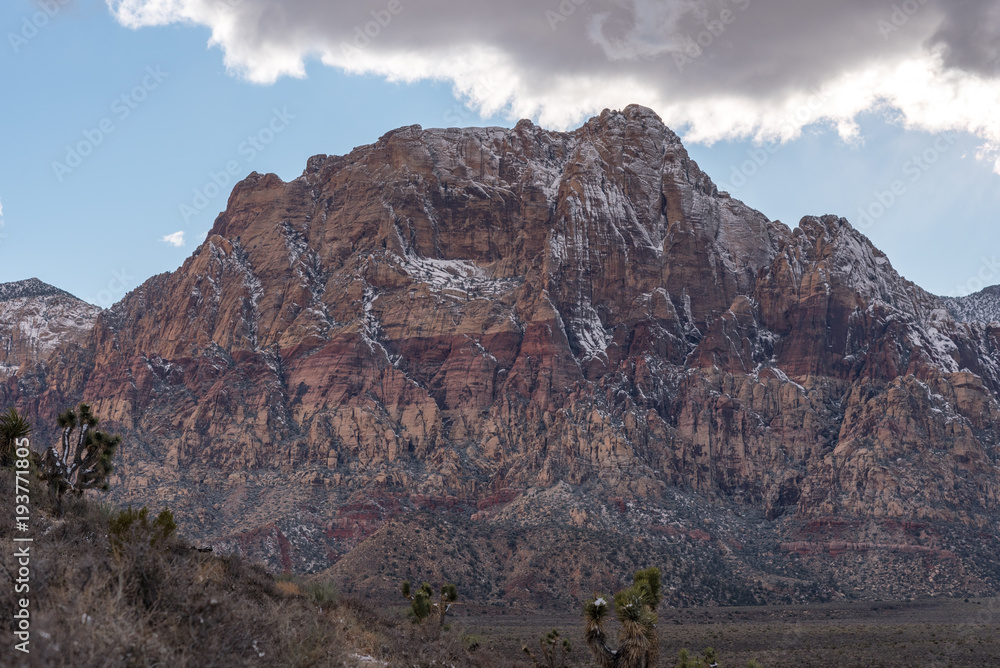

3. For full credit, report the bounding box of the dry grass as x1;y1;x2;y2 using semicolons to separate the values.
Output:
0;474;505;667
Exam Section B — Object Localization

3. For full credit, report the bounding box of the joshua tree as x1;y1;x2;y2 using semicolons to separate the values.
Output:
583;567;662;668
0;407;32;467
401;580;458;626
523;628;572;668
39;403;119;511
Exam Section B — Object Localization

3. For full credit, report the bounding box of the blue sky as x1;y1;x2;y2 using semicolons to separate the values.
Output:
2;0;999;305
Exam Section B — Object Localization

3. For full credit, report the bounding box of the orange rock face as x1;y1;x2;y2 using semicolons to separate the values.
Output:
6;106;1000;596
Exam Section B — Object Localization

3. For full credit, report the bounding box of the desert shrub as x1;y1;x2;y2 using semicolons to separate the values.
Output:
463;633;483;652
402;580;458;626
108;506;177;552
304;580;340;607
676;647;765;667
675;646;717;668
523;628;572;667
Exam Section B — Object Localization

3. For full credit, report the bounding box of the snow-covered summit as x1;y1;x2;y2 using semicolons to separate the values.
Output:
0;278;100;377
943;285;1000;325
0;277;80;302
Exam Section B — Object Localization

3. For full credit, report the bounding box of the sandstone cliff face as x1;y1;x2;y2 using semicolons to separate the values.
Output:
0;279;100;379
6;106;1000;599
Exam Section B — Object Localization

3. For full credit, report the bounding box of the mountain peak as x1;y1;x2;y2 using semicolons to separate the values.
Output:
620;103;666;123
8;110;1000;603
0;278;100;377
0;278;79;303
943;283;1000;323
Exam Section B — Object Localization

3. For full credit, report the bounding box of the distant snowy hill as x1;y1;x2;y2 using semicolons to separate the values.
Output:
943;285;1000;324
0;277;84;302
0;278;100;377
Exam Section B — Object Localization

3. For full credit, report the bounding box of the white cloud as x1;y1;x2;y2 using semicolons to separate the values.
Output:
161;231;186;247
106;0;1000;170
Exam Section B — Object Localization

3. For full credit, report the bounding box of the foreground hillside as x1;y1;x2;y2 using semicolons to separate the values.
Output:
4;105;1000;604
0;473;500;667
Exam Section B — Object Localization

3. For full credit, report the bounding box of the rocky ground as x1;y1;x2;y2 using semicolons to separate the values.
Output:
455;598;1000;667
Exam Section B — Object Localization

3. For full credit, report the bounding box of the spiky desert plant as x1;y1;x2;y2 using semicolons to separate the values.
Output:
401;580;457;626
402;581;433;623
39;403;119;512
523;628;572;667
108;506;178;556
584;567;662;668
0;406;32;467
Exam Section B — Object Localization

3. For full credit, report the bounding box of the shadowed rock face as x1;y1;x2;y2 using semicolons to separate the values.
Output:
6;106;1000;597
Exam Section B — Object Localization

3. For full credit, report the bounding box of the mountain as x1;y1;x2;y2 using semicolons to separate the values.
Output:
0;278;100;379
0;277;78;302
5;106;1000;606
944;285;1000;324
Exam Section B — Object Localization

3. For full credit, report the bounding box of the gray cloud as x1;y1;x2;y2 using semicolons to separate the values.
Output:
107;0;1000;168
928;0;1000;75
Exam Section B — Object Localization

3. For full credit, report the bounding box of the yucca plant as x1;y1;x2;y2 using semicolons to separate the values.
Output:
0;406;32;467
523;628;572;667
108;506;178;556
39;403;119;512
401;580;458;626
584;567;662;668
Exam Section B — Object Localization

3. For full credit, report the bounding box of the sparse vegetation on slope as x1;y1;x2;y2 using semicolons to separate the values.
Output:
0;471;549;667
0;472;353;666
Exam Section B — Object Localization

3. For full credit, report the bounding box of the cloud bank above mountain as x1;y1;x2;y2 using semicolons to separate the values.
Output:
107;0;1000;172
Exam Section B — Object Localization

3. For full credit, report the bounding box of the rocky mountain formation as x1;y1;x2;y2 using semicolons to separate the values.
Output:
5;106;1000;606
945;285;1000;325
0;278;100;380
